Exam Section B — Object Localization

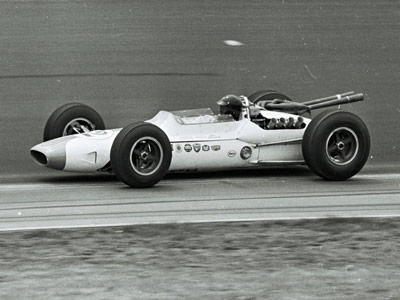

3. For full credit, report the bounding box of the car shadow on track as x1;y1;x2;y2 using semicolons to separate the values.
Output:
38;166;311;184
164;166;314;180
36;165;377;187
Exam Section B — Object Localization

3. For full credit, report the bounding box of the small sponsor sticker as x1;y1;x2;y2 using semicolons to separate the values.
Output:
211;145;221;151
175;144;183;153
193;143;201;153
184;144;192;152
202;145;210;151
228;150;237;158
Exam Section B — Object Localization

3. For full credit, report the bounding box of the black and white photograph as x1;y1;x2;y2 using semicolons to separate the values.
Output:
0;0;399;299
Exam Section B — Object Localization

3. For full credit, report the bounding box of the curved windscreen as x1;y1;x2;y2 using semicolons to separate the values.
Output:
171;108;234;125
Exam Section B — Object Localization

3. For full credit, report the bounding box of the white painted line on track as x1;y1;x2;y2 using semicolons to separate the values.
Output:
0;182;118;191
359;173;400;179
2;214;400;232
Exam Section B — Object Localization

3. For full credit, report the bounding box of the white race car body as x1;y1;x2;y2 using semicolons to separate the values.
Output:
31;107;310;173
30;91;370;186
154;109;308;172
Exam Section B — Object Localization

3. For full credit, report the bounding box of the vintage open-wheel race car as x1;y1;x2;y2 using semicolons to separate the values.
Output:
30;90;370;188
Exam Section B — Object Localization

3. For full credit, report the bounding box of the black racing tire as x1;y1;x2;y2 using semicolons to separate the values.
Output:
43;103;105;141
302;110;370;181
111;122;172;188
248;90;292;105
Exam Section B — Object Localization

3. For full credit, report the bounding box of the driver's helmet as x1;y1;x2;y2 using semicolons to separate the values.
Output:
217;94;243;120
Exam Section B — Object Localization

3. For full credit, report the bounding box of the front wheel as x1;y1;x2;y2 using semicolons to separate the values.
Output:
110;122;172;188
302;110;370;180
43;103;105;141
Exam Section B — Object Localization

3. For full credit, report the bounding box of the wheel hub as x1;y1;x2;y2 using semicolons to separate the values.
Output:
336;141;345;151
140;152;149;160
63;118;96;136
130;137;163;176
326;127;359;166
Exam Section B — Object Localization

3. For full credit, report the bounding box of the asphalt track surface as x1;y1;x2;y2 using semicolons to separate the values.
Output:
0;0;399;231
0;168;400;231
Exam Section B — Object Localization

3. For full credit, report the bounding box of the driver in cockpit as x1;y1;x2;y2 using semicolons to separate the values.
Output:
216;94;243;121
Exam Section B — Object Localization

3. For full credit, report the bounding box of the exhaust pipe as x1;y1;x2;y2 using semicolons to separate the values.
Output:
267;118;277;129
302;91;355;106
258;91;365;114
286;117;295;129
294;117;306;129
276;117;286;129
308;93;364;110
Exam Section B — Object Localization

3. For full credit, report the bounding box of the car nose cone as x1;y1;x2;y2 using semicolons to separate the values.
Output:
30;136;76;170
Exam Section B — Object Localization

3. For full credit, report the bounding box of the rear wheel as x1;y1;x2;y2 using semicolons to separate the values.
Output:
43;103;105;141
111;122;172;188
248;90;292;105
302;110;370;180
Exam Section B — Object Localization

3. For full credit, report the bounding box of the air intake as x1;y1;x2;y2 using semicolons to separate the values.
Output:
30;150;48;166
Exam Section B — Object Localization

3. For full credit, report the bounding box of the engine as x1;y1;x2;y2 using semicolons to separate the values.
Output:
251;116;306;130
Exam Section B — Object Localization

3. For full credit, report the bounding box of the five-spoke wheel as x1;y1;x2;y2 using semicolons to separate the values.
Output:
326;127;359;166
111;122;172;188
130;137;164;176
